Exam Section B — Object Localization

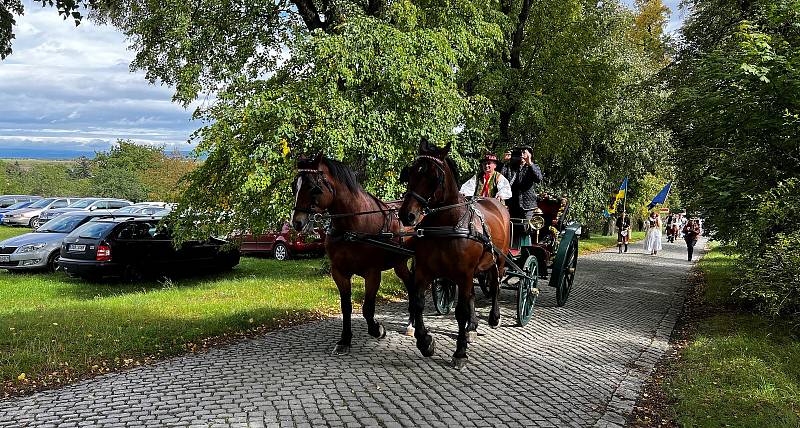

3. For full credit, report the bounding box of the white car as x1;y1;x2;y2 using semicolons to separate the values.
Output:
2;197;77;227
37;198;132;226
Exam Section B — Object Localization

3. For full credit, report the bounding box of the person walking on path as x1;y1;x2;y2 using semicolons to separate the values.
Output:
616;211;631;253
683;219;702;261
643;212;663;255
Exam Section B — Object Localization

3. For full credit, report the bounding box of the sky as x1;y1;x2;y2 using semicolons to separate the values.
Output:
0;1;199;158
0;1;686;159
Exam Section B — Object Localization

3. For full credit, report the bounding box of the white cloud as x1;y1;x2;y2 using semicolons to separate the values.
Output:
0;1;198;157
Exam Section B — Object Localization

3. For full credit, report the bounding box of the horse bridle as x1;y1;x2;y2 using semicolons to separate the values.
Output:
407;155;446;214
292;168;335;222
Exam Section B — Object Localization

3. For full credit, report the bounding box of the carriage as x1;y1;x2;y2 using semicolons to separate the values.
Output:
430;194;580;326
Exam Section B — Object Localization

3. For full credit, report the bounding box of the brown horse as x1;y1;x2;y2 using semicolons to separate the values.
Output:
291;154;414;354
399;141;511;369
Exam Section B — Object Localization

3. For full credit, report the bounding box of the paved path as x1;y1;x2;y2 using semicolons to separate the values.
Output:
0;238;704;428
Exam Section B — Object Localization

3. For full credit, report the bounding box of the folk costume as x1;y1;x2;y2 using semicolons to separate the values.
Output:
643;213;663;255
501;158;543;220
615;214;631;253
459;155;512;200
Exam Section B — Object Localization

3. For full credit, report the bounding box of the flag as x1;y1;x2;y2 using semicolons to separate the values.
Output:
606;177;628;215
647;181;672;209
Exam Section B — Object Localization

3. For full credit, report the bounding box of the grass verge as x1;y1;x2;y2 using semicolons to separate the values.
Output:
578;231;646;255
0;230;406;396
653;245;800;427
0;225;29;241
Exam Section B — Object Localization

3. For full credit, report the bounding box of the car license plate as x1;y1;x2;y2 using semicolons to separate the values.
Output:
69;244;86;252
0;255;9;263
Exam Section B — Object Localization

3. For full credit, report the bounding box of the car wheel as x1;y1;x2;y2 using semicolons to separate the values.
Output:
29;217;38;228
47;252;61;273
273;243;289;261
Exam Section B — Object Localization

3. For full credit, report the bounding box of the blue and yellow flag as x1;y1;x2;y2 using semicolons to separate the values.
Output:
606;177;628;215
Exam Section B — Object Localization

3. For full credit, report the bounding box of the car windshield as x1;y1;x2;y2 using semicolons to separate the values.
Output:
37;215;88;233
68;199;97;208
28;198;55;209
114;206;138;214
5;201;30;210
71;221;117;239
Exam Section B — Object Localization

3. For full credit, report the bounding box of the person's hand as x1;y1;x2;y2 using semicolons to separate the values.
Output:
503;151;511;161
522;150;532;165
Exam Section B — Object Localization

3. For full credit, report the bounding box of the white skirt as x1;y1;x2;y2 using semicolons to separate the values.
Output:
644;228;662;252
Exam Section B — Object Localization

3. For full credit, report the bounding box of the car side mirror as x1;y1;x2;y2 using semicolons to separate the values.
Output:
89;206;97;211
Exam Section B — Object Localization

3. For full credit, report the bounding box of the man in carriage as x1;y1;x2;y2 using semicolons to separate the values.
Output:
458;153;512;200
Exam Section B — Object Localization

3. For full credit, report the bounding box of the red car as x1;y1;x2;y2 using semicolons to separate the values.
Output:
236;222;325;260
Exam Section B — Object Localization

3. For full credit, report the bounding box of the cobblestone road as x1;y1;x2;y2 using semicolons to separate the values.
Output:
0;239;704;427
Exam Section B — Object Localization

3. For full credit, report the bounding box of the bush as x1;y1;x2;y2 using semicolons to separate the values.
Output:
739;231;800;317
736;179;800;318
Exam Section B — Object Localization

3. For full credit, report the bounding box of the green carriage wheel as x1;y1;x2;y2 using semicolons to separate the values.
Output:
516;255;539;327
432;278;456;315
554;237;578;307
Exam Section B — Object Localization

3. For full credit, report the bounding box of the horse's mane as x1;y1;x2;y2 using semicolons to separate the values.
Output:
445;156;460;184
297;156;363;195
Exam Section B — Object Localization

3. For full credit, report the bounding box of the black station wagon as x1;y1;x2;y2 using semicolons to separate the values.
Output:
58;217;240;281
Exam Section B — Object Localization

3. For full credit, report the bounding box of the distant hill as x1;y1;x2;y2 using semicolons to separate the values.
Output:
0;148;194;160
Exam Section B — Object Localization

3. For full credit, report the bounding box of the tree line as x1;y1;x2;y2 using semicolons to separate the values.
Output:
0;141;196;203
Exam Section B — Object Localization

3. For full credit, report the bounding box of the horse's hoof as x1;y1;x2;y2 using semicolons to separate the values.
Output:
332;344;350;355
489;314;501;328
404;325;415;337
370;323;386;339
466;330;478;343
418;335;435;357
452;357;468;370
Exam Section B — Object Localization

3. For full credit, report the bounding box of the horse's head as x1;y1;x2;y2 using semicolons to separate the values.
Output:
291;153;335;232
399;139;454;226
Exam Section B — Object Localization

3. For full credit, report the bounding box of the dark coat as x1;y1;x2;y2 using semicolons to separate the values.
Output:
501;163;543;211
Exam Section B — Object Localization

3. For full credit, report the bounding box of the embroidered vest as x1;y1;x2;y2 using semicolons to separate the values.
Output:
473;172;499;197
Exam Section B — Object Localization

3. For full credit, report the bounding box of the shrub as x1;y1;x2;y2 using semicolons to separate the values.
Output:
738;231;800;317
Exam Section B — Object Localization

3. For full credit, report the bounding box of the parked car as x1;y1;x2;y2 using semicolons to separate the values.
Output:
59;217;240;280
37;198;132;226
0;200;36;223
0;195;40;208
2;197;77;227
0;212;110;271
110;203;168;217
236;222;325;261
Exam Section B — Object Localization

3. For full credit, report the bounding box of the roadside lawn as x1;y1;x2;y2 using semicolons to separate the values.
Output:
578;231;645;255
666;245;800;427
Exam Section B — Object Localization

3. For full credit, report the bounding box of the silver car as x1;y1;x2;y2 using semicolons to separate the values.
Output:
38;198;132;225
0;212;106;271
2;197;76;227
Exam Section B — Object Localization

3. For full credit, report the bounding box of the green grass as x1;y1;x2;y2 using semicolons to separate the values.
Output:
578;231;646;255
0;229;406;390
0;225;29;241
666;245;800;427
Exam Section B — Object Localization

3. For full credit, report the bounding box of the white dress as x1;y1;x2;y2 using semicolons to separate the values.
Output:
644;219;663;253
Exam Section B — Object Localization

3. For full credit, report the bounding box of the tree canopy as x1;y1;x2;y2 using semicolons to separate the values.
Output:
3;0;675;238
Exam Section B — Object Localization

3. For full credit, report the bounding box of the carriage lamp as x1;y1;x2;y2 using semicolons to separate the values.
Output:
529;215;545;243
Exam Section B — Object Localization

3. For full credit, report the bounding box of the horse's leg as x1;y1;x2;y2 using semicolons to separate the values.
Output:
394;262;415;336
363;269;386;339
466;285;478;343
487;267;502;328
453;275;473;370
409;270;435;357
331;268;353;355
